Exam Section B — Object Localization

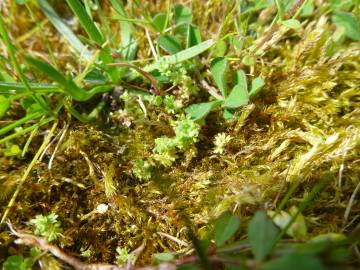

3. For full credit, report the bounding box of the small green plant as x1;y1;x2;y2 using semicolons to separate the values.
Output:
153;116;200;166
213;132;232;154
30;213;62;242
186;57;265;121
132;159;152;180
116;247;130;266
2;248;41;270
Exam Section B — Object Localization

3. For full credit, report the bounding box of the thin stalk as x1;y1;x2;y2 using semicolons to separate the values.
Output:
0;15;50;113
1;120;58;223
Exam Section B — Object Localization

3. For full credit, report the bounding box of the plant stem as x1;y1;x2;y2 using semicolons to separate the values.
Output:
1;121;58;223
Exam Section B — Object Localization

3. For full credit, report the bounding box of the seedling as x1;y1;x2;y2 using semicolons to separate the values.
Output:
186;57;265;121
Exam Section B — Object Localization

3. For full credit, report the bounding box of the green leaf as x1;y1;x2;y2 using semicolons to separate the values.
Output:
38;0;92;60
332;11;360;41
223;108;235;120
210;57;229;97
110;0;138;60
232;70;247;89
152;13;167;32
0;95;11;118
25;56;111;101
174;4;192;25
0;81;61;94
187;24;201;48
249;76;265;98
144;39;214;72
212;40;227;57
154;252;175;262
223;84;249;108
66;0;104;44
214;211;240;247
261;253;325;270
3;256;30;270
281;19;301;29
157;35;182;54
185;100;223;121
248;210;279;262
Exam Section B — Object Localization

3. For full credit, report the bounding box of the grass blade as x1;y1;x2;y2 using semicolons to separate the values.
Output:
144;39;214;72
25;56;112;101
0;82;62;94
0;110;44;137
38;0;92;60
66;0;104;44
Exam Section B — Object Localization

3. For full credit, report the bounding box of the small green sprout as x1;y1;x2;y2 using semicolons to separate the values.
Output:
213;133;232;154
132;159;152;180
163;95;183;114
80;247;92;258
116;247;131;266
30;213;62;242
153;116;200;166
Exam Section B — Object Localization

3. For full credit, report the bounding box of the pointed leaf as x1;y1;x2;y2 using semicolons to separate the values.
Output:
144;39;214;72
186;100;223;121
66;0;104;44
215;211;240;247
249;76;265;98
38;0;92;59
210;57;228;97
248;210;279;262
157;35;182;54
187;24;202;48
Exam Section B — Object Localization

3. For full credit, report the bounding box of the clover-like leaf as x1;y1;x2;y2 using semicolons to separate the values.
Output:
248;210;279;262
215;211;240;247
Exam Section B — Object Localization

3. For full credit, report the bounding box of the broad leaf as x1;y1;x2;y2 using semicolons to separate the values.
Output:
261;253;325;270
333;11;360;41
210;57;228;97
152;13;168;32
185;100;223;121
249;76;265;98
215;211;240;247
174;4;192;25
223;84;249;108
187;24;201;48
248;210;279;262
157;35;182;54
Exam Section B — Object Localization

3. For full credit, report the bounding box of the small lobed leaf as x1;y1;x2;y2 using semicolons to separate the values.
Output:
248;210;279;262
214;211;241;247
185;100;223;121
210;57;229;97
